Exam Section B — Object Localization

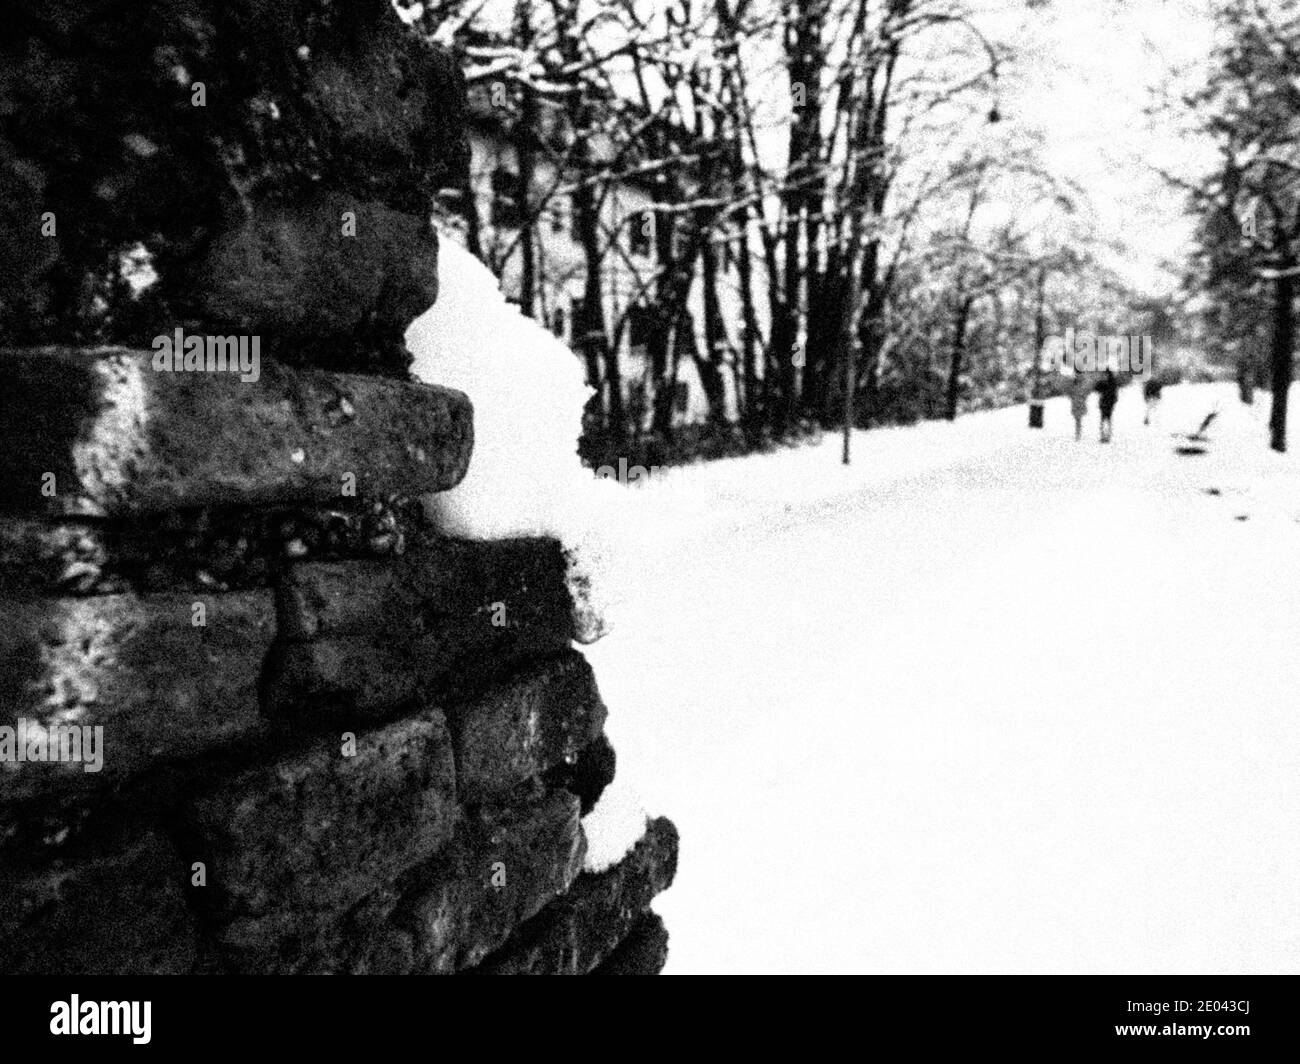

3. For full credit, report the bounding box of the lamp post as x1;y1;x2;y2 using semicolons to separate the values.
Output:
1029;266;1047;428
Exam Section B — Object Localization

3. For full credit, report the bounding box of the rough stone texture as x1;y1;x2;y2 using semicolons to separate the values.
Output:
0;0;469;370
241;788;593;976
0;791;114;878
0;588;275;803
0;497;435;596
547;731;617;816
591;913;670;975
294;883;410;976
274;538;577;642
0;517;124;595
471;817;679;975
449;652;608;803
0;149;55;327
393;789;586;973
194;193;440;367
0;824;198;975
0;0;674;977
191;877;409;976
264;538;580;721
179;712;457;939
0;348;473;518
565;556;611;645
262;628;577;725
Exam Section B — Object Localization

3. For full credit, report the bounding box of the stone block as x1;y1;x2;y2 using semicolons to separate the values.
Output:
395;789;586;973
0;348;472;517
181;711;457;936
0;589;275;803
449;651;607;803
0;496;434;596
591;913;670;975
0;824;198;975
193;193;440;355
470;816;678;975
264;538;579;722
546;731;617;816
0;0;469;369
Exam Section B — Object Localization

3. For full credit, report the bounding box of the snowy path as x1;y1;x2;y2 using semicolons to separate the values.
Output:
585;384;1300;973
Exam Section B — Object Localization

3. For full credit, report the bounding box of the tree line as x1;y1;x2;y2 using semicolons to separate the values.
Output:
1174;0;1300;452
405;0;1166;460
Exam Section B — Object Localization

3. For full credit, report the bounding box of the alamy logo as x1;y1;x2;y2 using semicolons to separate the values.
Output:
1040;328;1153;376
594;457;662;485
0;719;103;773
50;996;150;1044
151;327;261;383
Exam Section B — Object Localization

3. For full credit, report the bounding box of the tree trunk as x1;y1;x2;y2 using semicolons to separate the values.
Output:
736;220;762;431
513;3;537;317
773;0;825;433
514;113;536;318
945;297;974;421
1269;261;1294;452
698;238;731;423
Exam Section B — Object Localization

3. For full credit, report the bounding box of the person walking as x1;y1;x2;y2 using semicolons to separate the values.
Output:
1142;376;1164;425
1069;373;1090;441
1096;367;1119;443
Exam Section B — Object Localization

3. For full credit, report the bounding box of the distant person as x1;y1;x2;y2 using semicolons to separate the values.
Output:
1069;373;1090;441
1096;367;1119;443
1142;377;1164;425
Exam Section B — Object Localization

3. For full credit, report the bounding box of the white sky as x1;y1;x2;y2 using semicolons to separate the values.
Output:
996;0;1219;294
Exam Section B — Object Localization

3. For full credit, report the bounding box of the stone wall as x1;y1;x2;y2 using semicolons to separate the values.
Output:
0;0;676;976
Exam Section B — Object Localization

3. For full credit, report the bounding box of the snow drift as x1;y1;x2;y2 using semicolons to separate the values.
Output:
405;236;627;643
406;238;595;539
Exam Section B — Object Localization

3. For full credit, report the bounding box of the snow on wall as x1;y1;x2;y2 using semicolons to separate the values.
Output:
580;773;651;874
406;237;624;636
408;238;648;871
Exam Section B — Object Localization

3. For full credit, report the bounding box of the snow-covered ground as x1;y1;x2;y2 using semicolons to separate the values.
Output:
586;382;1300;974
